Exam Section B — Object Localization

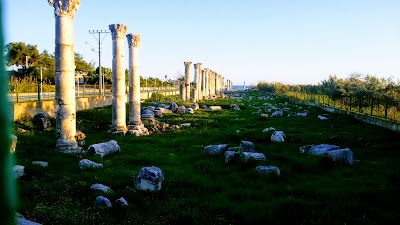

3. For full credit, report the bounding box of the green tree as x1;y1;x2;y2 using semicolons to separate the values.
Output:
5;42;40;67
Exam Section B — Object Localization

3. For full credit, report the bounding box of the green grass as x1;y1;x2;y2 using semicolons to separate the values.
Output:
13;90;400;225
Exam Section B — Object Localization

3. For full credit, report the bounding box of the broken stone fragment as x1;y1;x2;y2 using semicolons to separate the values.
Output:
225;151;239;163
90;183;112;193
79;159;103;169
208;106;222;111
240;152;267;162
134;166;164;192
255;165;280;176
115;197;128;207
32;161;48;167
239;141;255;152
299;144;340;155
13;165;25;179
203;144;229;155
323;148;354;165
95;196;112;209
87;140;120;157
271;131;286;142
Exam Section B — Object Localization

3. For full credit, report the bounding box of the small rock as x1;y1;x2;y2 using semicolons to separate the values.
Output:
87;140;120;157
32;161;48;167
186;108;194;114
323;148;354;165
262;127;276;132
208;106;222;111
176;106;186;114
240;152;267;162
204;144;228;155
134;166;164;192
33;112;51;131
168;102;179;112
190;103;199;110
225;151;239;163
318;115;329;120
179;123;191;127
79;159;103;169
201;105;208;109
13;165;24;179
271;131;286;142
95;196;112;209
239;141;255;152
90;184;112;193
255;165;280;176
115;197;128;207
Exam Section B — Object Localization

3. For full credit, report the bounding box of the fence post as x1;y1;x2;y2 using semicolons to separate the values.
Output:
16;83;19;103
37;82;41;102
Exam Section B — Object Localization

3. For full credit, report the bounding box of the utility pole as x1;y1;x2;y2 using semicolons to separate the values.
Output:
88;30;109;96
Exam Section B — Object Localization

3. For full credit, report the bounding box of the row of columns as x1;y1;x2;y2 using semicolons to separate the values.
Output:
49;0;145;151
181;62;232;102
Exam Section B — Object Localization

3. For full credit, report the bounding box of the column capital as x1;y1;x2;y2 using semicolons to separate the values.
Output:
194;63;202;69
109;24;128;39
184;61;192;70
48;0;80;17
126;34;141;47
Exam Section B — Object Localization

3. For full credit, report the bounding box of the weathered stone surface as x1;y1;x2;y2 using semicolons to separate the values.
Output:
271;110;283;117
87;140;120;157
90;184;112;193
262;127;276;132
209;106;222;111
176;106;186;114
159;108;173;114
33;112;51;131
153;109;163;118
179;123;191;127
255;165;280;176
186;108;194;114
95;196;112;209
201;105;208;109
318;115;329;120
127;124;150;136
239;141;255;152
17;127;26;134
79;159;103;169
271;131;286;142
227;146;239;151
32;161;48;167
134;166;164;191
323;148;354;165
296;112;308;117
240;152;267;162
204;144;228;155
16;213;42;225
10;134;17;153
146;106;155;111
115;197;128;207
190;103;199;110
149;101;158;107
299;144;340;155
13;165;24;179
225;151;239;163
259;113;268;118
168;102;178;112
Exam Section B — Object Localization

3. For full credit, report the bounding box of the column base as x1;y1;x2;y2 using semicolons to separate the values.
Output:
127;124;149;136
56;139;82;153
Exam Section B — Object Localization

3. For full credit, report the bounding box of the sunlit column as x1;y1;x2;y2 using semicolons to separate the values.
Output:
183;61;192;101
49;0;80;151
126;33;141;125
193;63;202;102
109;24;128;132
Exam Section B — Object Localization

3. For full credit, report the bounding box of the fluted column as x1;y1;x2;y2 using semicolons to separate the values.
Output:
49;0;80;151
183;61;192;101
202;69;207;98
109;24;128;132
126;33;141;126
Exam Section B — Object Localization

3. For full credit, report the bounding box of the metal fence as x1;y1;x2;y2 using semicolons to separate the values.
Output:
8;83;179;103
286;91;400;122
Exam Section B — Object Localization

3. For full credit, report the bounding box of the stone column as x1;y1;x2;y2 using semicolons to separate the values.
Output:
193;63;202;102
126;33;141;126
183;61;192;101
109;24;128;133
209;70;214;96
215;73;219;96
201;69;207;99
48;0;80;151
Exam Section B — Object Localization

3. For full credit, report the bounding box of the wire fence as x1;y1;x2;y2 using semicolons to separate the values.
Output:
8;83;179;103
286;91;400;122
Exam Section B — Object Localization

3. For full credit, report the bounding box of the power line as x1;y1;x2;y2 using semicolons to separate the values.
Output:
88;30;110;96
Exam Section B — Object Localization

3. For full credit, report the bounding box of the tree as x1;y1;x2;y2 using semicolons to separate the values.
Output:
5;42;40;67
75;52;95;73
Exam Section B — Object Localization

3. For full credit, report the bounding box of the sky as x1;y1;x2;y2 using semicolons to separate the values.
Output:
3;0;400;86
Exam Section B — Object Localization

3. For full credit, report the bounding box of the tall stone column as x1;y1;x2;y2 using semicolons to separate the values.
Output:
126;33;141;125
215;73;219;96
209;71;214;96
202;69;206;99
193;63;202;102
109;24;128;133
184;61;192;101
48;0;80;151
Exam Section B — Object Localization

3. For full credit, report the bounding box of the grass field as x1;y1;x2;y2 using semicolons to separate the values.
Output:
13;90;400;225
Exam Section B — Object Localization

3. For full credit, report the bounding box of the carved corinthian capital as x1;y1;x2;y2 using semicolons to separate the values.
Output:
48;0;80;17
126;34;141;47
109;24;128;39
194;63;202;69
184;61;192;70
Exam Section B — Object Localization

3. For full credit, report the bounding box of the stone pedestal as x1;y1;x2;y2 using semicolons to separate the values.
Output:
49;0;81;151
109;24;128;132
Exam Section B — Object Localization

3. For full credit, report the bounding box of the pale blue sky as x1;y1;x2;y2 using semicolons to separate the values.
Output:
3;0;400;86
